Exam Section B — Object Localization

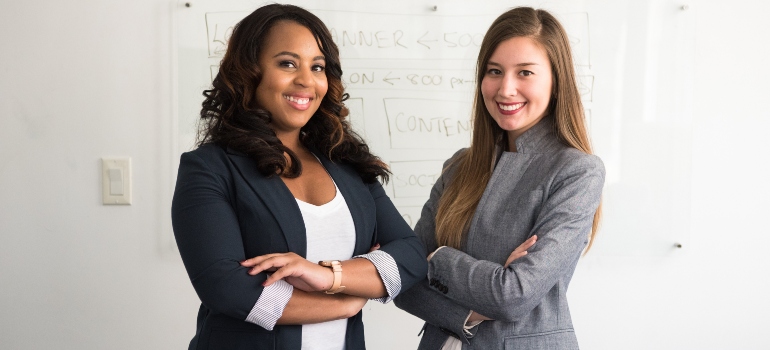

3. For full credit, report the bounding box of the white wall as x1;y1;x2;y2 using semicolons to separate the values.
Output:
1;1;768;349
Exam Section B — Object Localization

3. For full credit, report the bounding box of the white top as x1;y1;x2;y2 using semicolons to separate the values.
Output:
245;179;403;349
298;184;356;350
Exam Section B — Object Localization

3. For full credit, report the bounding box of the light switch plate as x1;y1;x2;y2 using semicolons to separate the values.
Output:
102;157;131;205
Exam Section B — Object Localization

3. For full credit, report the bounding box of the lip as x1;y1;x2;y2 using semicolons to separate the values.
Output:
496;101;525;115
283;93;314;111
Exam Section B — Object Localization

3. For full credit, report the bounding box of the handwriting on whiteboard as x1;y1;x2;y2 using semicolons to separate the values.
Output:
390;160;444;198
383;98;471;149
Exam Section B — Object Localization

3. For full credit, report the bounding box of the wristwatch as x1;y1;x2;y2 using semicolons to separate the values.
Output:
318;260;346;294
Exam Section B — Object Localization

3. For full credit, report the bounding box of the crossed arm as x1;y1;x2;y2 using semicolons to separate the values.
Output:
240;249;386;325
394;152;604;340
172;153;420;324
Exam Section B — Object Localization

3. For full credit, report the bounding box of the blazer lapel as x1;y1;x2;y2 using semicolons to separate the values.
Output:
315;153;372;256
226;148;307;258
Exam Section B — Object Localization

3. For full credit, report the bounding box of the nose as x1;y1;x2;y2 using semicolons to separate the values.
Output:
498;74;518;97
293;65;315;88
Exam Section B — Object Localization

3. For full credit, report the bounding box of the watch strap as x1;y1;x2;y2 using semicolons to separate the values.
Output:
319;260;346;294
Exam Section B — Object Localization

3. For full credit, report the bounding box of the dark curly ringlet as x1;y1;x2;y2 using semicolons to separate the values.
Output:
197;4;389;183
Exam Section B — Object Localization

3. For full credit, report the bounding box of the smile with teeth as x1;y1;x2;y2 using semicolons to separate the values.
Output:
283;95;310;105
498;102;524;111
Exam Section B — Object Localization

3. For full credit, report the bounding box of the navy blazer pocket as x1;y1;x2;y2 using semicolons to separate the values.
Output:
504;329;578;350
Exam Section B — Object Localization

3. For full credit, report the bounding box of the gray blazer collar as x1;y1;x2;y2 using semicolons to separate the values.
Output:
512;115;560;154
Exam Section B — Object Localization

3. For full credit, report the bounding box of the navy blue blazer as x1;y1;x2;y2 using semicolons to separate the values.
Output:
172;143;428;350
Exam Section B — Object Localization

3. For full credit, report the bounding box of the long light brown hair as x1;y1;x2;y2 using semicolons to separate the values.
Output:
434;7;602;251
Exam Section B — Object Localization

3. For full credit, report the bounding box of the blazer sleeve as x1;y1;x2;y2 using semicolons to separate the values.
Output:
394;151;478;343
171;151;267;321
427;154;605;323
366;180;429;293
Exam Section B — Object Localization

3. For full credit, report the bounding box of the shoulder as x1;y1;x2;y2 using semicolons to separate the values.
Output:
443;148;468;170
184;143;227;160
554;147;604;174
183;143;227;159
544;147;605;191
427;147;468;189
440;147;469;178
555;146;604;173
178;143;233;176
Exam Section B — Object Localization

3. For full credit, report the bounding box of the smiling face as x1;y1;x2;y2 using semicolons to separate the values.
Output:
481;36;553;147
255;20;328;139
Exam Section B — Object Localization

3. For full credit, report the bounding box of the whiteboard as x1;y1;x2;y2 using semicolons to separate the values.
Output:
174;0;695;259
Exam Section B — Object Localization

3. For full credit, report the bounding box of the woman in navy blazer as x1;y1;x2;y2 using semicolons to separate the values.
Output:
171;4;427;350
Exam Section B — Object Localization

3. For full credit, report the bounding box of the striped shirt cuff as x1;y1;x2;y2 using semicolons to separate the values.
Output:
245;278;293;330
354;250;401;303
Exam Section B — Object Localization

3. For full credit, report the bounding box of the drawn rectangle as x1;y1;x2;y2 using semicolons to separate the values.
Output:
205;12;246;57
390;160;444;199
563;12;591;68
346;97;365;138
384;98;471;150
578;75;595;102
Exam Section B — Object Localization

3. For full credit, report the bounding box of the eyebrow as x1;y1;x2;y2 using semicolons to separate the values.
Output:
487;61;539;67
272;51;325;61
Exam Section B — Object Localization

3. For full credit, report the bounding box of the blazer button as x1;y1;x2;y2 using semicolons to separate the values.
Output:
442;286;448;294
429;278;436;286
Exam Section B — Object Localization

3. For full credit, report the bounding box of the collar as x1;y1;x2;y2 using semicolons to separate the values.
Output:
510;115;559;154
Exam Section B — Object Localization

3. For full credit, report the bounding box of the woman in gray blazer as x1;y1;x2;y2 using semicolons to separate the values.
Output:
394;7;604;350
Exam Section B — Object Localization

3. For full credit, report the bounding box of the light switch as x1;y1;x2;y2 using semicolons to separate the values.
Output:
102;157;131;205
108;168;123;195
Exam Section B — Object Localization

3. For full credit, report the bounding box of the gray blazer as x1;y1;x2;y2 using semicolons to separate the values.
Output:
394;116;605;350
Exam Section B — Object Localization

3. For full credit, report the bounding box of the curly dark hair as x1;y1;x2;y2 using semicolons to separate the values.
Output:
197;4;389;183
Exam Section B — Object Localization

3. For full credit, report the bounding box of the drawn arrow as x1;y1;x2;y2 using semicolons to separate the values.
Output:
417;31;438;49
383;71;400;85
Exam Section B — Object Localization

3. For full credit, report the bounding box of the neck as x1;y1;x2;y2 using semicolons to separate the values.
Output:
506;132;518;152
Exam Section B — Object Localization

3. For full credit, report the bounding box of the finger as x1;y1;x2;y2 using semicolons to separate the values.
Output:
248;256;289;275
369;243;380;252
261;270;283;287
241;253;281;267
262;264;298;286
515;235;537;252
504;250;527;267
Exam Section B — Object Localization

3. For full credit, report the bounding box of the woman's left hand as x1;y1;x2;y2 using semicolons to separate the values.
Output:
504;235;537;267
241;253;334;292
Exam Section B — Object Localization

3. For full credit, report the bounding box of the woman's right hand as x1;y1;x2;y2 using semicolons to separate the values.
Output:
504;235;537;267
241;252;334;292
